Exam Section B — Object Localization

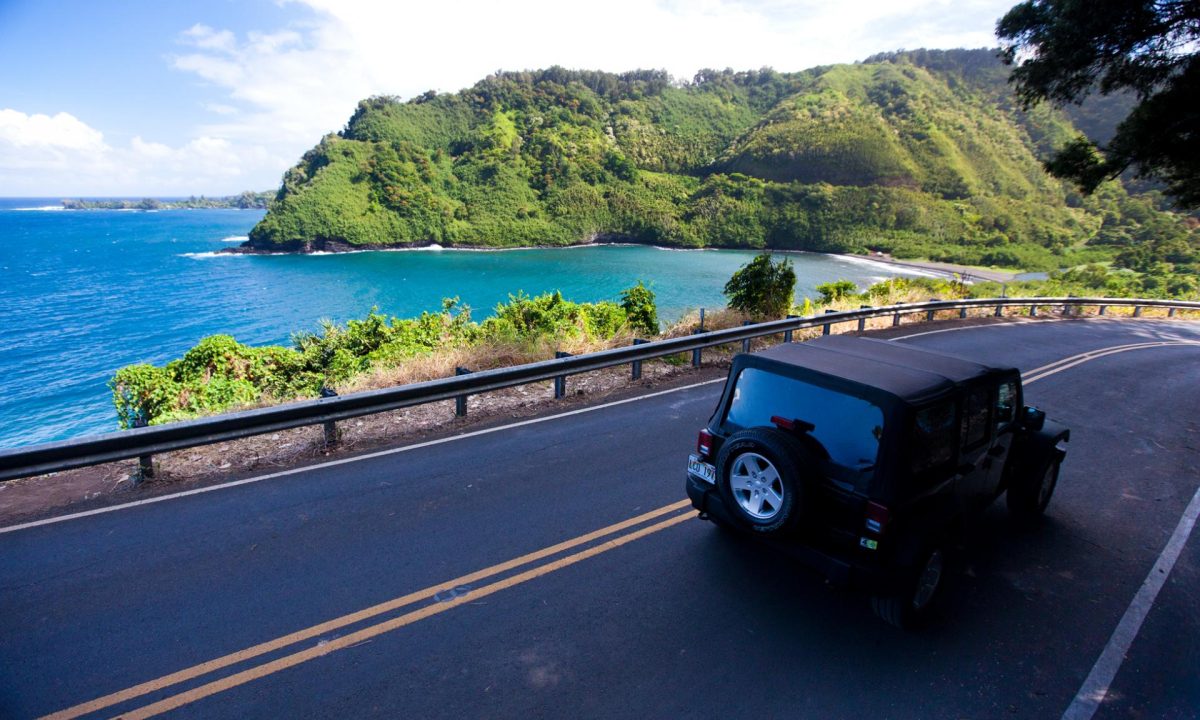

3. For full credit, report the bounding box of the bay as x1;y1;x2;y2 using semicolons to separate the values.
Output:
0;198;934;447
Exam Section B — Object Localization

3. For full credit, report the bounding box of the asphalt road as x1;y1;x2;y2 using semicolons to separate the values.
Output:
2;318;1198;719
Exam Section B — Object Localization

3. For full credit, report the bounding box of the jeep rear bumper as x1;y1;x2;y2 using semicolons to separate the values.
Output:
686;473;901;594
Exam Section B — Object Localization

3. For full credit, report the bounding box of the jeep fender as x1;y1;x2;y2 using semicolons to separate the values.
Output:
1035;419;1071;452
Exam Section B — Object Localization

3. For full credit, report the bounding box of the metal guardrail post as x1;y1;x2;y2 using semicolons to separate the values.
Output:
1169;308;1177;318
994;303;1003;317
137;454;154;482
823;309;836;335
1030;305;1038;317
699;308;705;332
926;300;937;322
857;306;871;331
454;367;472;416
1133;306;1143;317
553;352;571;398
320;386;339;447
742;321;753;352
631;339;648;380
893;303;903;326
784;315;799;342
130;416;153;483
1099;305;1107;316
691;330;703;367
959;306;968;319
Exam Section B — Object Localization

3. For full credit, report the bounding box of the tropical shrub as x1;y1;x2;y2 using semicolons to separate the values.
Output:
724;253;797;318
110;289;649;428
621;280;659;335
816;280;859;304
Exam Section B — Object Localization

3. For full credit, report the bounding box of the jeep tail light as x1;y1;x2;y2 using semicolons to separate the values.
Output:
696;428;714;459
865;501;890;535
770;415;795;431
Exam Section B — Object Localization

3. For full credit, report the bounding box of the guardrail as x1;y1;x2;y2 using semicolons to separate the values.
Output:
2;296;1197;482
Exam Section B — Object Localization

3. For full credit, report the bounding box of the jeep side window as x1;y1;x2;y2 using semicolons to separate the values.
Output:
725;368;884;471
996;380;1017;427
961;386;991;449
910;400;956;474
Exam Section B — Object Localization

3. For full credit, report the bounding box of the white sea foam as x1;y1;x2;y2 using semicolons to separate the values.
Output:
832;253;949;279
13;205;65;211
180;251;242;259
375;243;446;252
220;235;249;242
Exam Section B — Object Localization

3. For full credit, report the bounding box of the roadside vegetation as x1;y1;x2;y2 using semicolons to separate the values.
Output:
111;286;652;428
111;245;1199;430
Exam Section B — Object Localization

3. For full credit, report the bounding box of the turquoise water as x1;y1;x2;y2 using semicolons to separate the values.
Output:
0;198;931;447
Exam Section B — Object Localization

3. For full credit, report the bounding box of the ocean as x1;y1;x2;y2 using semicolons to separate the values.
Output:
0;198;932;448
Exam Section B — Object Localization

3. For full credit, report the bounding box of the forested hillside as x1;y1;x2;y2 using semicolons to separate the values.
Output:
247;49;1196;271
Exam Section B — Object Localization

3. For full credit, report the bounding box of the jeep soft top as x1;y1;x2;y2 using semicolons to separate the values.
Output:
749;335;1013;409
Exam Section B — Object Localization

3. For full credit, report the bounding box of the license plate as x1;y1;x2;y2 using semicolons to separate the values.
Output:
688;454;716;485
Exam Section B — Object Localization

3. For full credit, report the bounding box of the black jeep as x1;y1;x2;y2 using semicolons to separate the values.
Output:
686;335;1069;627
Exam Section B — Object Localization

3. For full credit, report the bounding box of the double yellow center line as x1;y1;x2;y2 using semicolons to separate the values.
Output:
44;500;694;720
1023;340;1200;385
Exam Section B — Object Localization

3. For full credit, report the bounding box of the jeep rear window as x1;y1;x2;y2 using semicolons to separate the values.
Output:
724;368;884;471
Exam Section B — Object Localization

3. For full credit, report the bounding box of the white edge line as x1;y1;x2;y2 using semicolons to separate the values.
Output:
1062;483;1200;720
889;317;1046;340
0;378;725;536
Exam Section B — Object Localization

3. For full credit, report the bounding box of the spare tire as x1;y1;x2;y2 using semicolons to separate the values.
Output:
715;427;814;535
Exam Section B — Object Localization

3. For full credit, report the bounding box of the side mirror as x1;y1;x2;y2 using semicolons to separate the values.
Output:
1022;406;1046;431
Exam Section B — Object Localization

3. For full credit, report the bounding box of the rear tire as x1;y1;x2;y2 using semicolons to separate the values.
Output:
715;428;812;535
871;545;947;629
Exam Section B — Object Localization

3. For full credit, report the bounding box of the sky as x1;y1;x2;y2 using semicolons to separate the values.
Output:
0;0;1019;197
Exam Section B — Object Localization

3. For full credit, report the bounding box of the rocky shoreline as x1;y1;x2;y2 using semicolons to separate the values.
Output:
220;232;641;255
220;237;419;254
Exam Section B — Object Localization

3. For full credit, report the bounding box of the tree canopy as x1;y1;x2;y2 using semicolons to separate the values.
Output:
724;253;796;319
997;0;1200;207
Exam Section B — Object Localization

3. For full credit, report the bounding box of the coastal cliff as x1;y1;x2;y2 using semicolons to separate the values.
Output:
245;49;1179;270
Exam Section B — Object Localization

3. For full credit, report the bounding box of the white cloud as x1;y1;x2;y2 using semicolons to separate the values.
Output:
204;103;240;115
5;0;1018;194
0;109;107;151
180;24;238;54
130;135;173;159
0;110;268;195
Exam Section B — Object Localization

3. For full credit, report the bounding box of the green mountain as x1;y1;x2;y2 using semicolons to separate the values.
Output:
246;49;1182;270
